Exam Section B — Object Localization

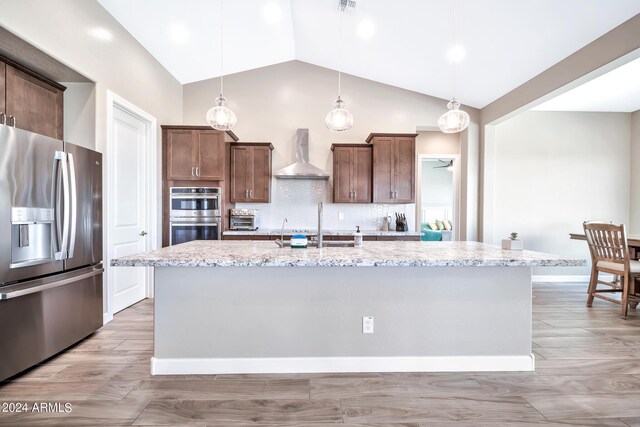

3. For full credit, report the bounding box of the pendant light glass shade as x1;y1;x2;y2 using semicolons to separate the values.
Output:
325;96;353;132
206;94;237;131
438;98;470;134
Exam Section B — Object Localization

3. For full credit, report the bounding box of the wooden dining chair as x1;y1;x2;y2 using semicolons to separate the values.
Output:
583;221;640;318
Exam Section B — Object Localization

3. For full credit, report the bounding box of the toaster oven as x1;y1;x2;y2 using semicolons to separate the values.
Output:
230;209;258;231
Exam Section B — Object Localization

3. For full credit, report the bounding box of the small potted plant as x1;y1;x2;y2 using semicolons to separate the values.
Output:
502;231;523;250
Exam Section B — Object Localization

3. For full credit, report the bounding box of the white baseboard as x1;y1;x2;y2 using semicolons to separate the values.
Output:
103;312;113;325
150;354;535;375
532;274;615;283
532;275;589;283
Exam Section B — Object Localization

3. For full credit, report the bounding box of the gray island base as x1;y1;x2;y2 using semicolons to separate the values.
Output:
111;241;583;375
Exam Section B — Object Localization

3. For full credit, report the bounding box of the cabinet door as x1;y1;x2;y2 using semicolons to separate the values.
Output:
393;136;415;203
230;146;250;202
249;146;271;203
352;147;372;203
5;65;63;139
197;130;224;180
333;147;354;203
166;130;197;180
372;136;395;203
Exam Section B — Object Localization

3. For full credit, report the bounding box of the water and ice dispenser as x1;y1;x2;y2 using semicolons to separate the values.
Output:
10;207;54;268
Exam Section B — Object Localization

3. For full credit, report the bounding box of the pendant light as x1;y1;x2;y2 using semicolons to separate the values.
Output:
206;0;237;131
325;2;353;132
438;0;469;134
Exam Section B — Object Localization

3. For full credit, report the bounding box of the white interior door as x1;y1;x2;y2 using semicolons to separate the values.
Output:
109;105;149;313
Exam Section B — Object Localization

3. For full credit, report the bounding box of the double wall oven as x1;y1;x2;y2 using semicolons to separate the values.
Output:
169;187;221;245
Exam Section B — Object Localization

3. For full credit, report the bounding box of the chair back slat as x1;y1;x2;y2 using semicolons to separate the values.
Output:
583;221;629;265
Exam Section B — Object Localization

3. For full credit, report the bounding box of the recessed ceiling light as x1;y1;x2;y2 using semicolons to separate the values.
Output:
170;24;189;44
447;45;465;63
263;2;282;25
357;19;375;40
88;27;113;42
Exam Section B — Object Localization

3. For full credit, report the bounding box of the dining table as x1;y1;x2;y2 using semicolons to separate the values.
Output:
570;233;640;259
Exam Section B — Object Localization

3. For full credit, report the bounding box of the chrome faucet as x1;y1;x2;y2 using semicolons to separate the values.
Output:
317;202;323;248
280;218;288;245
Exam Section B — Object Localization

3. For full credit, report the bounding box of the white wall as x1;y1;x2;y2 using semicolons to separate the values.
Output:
631;110;640;233
184;60;479;235
490;111;631;276
416;132;460;155
462;121;480;240
63;83;96;150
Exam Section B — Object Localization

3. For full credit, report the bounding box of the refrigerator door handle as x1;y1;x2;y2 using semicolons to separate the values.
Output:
54;151;70;260
67;152;77;258
52;156;63;254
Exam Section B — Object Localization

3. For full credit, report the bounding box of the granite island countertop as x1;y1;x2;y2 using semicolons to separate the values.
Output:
111;240;585;268
223;229;423;237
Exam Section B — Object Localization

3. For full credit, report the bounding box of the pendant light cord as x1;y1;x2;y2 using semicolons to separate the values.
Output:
451;0;456;99
220;0;224;96
338;7;342;98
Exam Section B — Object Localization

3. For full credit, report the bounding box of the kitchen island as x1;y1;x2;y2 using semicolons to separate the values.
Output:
111;240;583;375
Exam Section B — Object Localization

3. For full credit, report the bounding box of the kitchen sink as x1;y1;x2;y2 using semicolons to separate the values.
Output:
275;239;355;248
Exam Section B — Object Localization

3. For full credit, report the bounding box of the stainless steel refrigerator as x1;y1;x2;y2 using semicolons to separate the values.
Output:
0;124;103;381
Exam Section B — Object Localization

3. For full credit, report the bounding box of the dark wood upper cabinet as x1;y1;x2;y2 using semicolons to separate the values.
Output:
165;129;197;180
230;143;273;203
162;125;238;181
197;130;225;180
0;62;5;120
1;59;65;140
230;145;250;201
367;133;417;204
250;145;272;202
331;144;372;203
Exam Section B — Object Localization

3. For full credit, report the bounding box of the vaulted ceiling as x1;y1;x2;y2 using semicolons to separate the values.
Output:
98;0;640;109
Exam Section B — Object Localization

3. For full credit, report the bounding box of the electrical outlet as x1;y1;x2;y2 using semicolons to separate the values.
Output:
362;316;374;334
338;212;344;220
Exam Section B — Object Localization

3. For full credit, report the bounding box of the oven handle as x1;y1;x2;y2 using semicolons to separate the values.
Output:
170;195;220;200
170;222;221;226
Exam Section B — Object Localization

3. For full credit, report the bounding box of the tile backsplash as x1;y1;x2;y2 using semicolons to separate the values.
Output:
236;180;416;231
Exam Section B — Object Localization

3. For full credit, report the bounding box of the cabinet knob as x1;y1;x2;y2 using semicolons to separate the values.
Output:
191;167;195;177
8;115;16;127
0;112;5;125
139;231;148;236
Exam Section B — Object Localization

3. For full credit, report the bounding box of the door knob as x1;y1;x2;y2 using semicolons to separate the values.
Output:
139;231;148;236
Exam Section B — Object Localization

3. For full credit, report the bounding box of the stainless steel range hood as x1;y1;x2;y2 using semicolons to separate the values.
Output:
274;129;329;180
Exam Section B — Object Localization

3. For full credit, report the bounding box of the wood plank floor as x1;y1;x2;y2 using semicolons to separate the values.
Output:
1;282;640;425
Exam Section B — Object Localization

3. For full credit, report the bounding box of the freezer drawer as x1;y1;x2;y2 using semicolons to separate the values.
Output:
0;265;103;381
